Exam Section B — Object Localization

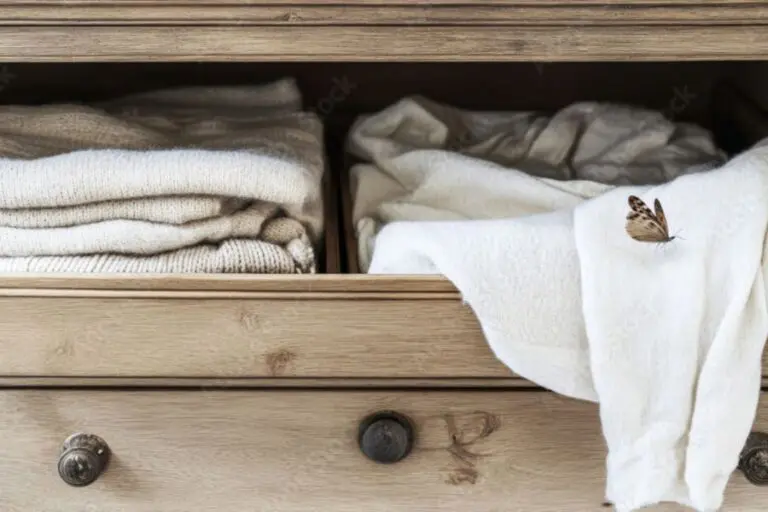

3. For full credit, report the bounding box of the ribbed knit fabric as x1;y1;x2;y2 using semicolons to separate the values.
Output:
0;239;310;274
0;78;324;273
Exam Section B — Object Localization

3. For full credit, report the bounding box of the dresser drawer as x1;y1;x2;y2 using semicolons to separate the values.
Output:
0;389;766;511
0;61;768;383
2;282;767;383
0;281;509;380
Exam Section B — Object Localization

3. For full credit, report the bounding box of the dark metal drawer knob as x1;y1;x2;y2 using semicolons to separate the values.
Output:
739;431;768;485
58;433;111;487
358;410;414;464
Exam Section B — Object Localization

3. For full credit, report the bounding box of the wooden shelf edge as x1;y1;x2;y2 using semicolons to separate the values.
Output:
0;26;767;62
1;3;767;26
0;274;459;296
0;377;528;388
0;376;765;390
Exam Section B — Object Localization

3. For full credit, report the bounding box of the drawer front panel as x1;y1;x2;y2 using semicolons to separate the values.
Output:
0;295;511;378
1;295;766;381
0;390;766;511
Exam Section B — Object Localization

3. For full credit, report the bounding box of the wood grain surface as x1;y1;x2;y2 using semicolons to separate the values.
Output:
0;26;767;61
0;4;766;25
0;293;765;382
0;295;510;378
0;389;766;511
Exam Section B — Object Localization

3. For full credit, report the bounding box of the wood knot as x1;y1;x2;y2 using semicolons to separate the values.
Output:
53;338;75;357
238;309;261;331
442;411;501;485
509;40;526;52
279;10;304;23
446;467;478;486
265;349;296;376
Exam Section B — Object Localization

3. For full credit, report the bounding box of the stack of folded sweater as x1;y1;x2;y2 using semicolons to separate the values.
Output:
0;78;324;273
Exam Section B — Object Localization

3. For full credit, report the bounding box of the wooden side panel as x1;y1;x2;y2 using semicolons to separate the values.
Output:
0;390;766;511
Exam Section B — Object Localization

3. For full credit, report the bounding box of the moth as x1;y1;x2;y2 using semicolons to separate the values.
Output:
625;195;676;243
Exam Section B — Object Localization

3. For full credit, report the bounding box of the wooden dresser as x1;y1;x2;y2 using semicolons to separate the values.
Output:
1;2;768;511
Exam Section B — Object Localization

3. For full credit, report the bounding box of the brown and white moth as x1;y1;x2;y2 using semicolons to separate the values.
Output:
625;195;676;243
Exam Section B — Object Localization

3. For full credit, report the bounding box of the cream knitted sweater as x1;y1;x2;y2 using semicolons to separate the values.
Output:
0;78;324;273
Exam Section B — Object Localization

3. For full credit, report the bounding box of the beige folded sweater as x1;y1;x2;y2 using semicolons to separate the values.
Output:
0;78;325;273
0;239;310;274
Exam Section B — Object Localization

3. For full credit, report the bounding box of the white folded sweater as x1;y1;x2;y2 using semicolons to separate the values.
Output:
0;78;325;273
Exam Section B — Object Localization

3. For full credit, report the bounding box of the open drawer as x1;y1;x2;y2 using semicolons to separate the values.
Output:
338;61;768;383
0;61;767;384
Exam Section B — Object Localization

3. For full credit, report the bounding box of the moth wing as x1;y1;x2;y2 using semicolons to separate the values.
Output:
625;212;669;242
653;198;670;234
627;195;656;218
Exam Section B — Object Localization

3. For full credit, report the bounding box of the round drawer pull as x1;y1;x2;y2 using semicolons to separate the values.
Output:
358;410;414;464
739;431;768;485
58;433;111;487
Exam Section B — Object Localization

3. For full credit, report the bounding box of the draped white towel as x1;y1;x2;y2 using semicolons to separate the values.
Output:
355;96;768;510
369;143;768;511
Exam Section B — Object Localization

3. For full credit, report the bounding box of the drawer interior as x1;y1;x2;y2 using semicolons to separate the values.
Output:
0;61;767;282
2;62;768;384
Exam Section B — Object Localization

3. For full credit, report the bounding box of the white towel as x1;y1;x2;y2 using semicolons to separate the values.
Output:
369;144;768;510
369;209;599;400
354;97;768;510
347;96;725;271
572;145;768;511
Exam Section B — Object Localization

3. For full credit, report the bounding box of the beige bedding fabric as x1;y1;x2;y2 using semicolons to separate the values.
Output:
0;78;325;273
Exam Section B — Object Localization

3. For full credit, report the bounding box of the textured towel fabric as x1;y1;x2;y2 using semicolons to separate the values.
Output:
355;96;768;510
0;78;325;273
347;96;725;271
573;146;768;511
368;143;768;511
369;209;598;401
